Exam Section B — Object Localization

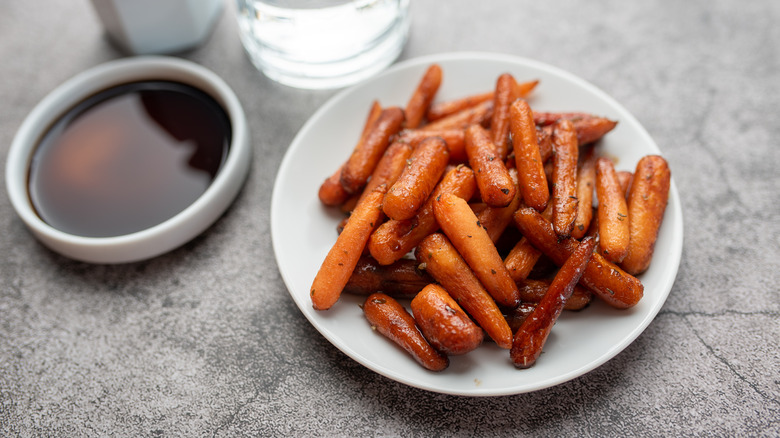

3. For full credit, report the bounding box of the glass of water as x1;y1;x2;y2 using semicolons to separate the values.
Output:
235;0;411;89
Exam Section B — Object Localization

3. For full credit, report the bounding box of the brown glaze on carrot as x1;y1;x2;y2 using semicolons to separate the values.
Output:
551;120;579;238
434;193;520;308
422;100;493;132
513;207;644;309
363;293;449;371
416;233;513;349
344;256;433;299
511;236;596;368
405;64;443;129
572;146;597;239
516;278;593;311
621;155;671;275
383;136;450;221
369;164;476;265
411;284;484;355
490;73;518;159
510;99;549;212
340;107;405;194
466;124;516;208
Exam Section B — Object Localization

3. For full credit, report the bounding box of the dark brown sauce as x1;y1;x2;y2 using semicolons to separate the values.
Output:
28;81;231;238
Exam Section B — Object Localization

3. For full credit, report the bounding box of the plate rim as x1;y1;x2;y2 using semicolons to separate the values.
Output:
270;51;683;396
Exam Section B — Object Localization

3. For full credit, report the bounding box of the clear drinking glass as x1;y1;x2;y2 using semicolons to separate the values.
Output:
235;0;410;89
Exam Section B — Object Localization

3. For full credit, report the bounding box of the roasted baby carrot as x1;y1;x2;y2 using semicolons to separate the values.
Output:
617;170;633;199
596;157;630;263
318;165;351;207
340;107;405;194
310;185;387;310
422;99;493;131
510;99;549;212
318;101;383;205
476;167;522;243
368;164;476;265
383;136;449;221
511;236;596;368
621;155;671;275
411;284;484;355
551;120;579;238
513;207;644;309
427;91;493;121
396;129;467;162
516;278;593;311
363;292;449;371
513;79;539;99
344;256;433;299
573;116;618;145
572;146;597;239
405;64;443;129
356;140;414;206
490;73;518;159
465;124;516;208
532;111;592;126
416;233;513;349
434;193;520;308
504;237;543;282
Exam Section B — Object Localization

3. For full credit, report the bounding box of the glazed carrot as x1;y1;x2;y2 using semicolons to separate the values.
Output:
368;164;476;265
617;170;633;199
427;91;493;121
383;136;449;221
503;202;552;282
511;236;596;369
360;100;383;139
572;146;597;239
573;117;618;145
310;185;387;310
513;79;539;99
344;256;433;299
504;303;536;334
416;233;513;349
319;101;382;205
363;292;448;371
356;140;413;206
533;111;592;126
536;126;553;163
465;124;516;208
490;73;518;159
513;207;643;308
551;120;579;238
596;157;630;263
509;99;549;212
425;79;536;123
621;155;671;275
340;107;405;194
476;167;521;243
516;278;593;311
318;165;351;207
422;99;493;131
405;64;442;129
504;237;543;282
396;129;467;162
411;284;484;355
434;193;520;308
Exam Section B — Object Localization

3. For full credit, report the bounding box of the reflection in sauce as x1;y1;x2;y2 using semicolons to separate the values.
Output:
28;81;231;238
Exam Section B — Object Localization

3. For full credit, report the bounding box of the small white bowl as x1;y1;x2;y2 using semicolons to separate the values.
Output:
6;56;251;264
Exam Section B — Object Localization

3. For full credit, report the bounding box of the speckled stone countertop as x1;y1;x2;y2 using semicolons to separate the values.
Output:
1;1;778;436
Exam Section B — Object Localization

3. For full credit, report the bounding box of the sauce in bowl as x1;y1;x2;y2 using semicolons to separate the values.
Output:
27;80;231;238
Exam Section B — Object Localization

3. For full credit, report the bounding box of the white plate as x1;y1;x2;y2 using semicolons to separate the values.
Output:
270;52;683;396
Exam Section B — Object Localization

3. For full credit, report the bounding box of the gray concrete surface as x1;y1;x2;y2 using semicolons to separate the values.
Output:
1;0;778;436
